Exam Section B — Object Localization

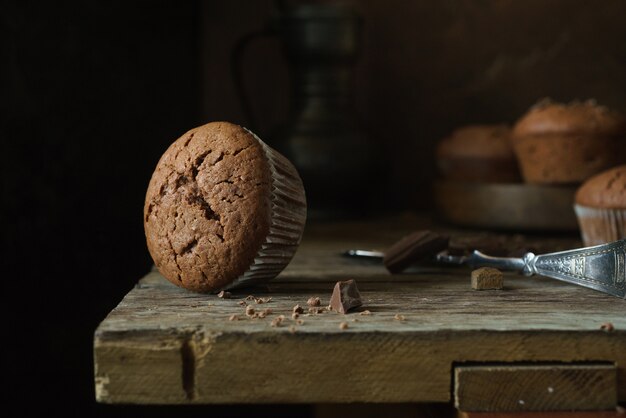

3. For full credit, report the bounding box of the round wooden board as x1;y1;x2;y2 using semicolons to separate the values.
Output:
434;180;579;231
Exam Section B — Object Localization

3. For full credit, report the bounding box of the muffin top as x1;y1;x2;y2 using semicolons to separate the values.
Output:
513;98;626;137
144;122;272;292
437;124;514;159
575;165;626;209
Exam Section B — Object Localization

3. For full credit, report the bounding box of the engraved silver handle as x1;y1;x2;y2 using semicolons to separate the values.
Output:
530;239;625;299
436;239;626;299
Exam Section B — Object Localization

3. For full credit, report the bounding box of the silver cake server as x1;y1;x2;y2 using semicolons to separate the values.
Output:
344;239;626;298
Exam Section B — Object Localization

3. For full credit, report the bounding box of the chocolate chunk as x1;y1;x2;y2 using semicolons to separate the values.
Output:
471;267;504;290
383;230;450;273
329;279;363;314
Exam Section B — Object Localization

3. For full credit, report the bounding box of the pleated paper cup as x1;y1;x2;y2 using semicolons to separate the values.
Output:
574;204;626;247
222;131;307;290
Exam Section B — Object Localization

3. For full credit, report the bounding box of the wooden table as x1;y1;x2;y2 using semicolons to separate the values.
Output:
94;216;625;414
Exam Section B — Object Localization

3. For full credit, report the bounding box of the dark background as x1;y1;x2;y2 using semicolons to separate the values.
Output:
3;0;626;416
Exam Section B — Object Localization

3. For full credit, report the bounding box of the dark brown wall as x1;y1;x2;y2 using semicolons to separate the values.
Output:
200;0;626;208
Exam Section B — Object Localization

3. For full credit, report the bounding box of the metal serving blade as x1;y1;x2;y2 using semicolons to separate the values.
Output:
345;239;626;298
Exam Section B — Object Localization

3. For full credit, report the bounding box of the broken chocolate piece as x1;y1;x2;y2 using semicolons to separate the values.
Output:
384;230;450;273
330;279;363;314
471;267;504;290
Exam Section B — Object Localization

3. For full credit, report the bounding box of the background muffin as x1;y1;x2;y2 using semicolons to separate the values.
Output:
512;99;626;184
436;124;520;183
574;165;626;246
144;122;307;292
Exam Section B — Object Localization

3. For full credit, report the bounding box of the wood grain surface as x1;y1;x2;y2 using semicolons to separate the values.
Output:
458;411;625;418
455;364;616;411
94;217;626;405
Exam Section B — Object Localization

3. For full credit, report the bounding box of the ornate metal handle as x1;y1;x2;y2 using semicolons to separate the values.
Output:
530;239;625;299
437;239;626;298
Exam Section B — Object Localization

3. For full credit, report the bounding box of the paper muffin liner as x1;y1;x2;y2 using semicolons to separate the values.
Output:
221;131;307;290
574;204;626;247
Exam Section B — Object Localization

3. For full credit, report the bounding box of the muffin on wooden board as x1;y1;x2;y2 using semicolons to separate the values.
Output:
574;165;626;246
512;99;626;184
144;122;307;293
436;124;521;183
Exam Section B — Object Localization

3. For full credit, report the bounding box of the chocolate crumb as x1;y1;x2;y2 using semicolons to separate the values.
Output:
217;290;231;299
229;314;239;321
293;304;304;314
359;310;372;316
258;311;267;318
292;312;299;320
296;319;304;325
256;297;272;304
270;317;282;327
245;305;255;316
394;314;405;321
237;300;247;306
601;322;614;332
262;308;273;315
245;295;255;301
308;307;320;315
307;297;321;307
339;322;349;330
330;279;363;314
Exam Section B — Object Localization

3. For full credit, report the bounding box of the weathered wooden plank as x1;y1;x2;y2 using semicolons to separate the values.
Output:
94;219;626;404
454;364;616;412
94;333;187;403
94;275;626;404
458;412;624;418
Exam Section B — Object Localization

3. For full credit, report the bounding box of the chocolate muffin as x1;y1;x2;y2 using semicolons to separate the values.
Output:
574;165;626;246
436;124;520;183
512;99;626;184
144;122;307;292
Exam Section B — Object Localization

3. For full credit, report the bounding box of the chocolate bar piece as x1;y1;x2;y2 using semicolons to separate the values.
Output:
329;279;362;314
471;267;503;290
383;230;450;273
